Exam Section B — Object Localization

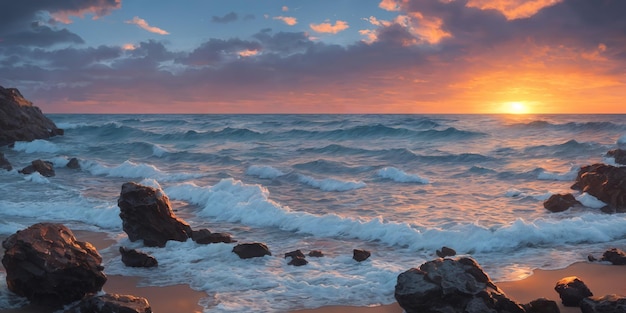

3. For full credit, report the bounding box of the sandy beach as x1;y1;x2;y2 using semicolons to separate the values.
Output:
1;230;625;313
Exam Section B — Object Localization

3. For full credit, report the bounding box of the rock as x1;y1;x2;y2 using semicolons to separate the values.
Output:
580;294;626;313
232;243;271;259
353;249;371;262
571;163;626;212
67;157;80;169
191;229;235;244
119;247;158;268
19;159;55;177
554;276;593;306
64;293;152;313
117;182;192;247
588;254;597;262
0;86;63;146
395;257;525;313
1;223;107;308
288;256;309;266
0;152;12;171
606;149;626;165
308;250;324;257
285;250;305;259
523;298;560;313
436;246;457;258
600;248;626;265
543;193;581;212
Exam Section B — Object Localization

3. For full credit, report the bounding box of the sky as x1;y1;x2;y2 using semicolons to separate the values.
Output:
0;0;625;114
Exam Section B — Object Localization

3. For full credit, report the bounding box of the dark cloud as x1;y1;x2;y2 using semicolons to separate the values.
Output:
2;23;84;47
179;38;262;66
243;14;256;21
211;12;238;24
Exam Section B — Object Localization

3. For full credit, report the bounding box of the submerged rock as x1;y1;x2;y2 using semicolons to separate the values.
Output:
119;247;158;268
554;276;593;307
543;193;580;212
0;152;11;171
308;250;324;257
1;223;107;308
232;243;271;259
436;246;457;258
580;294;626;313
353;249;371;262
571;164;626;212
66;157;80;169
288;256;309;266
0;86;63;146
64;293;152;313
284;250;306;259
117;182;192;247
19;159;55;177
191;228;235;244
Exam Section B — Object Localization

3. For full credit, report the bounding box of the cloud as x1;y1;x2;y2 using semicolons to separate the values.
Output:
310;20;349;34
466;0;562;20
379;0;401;11
282;6;289;12
125;17;170;35
2;23;84;47
211;12;238;24
273;16;297;26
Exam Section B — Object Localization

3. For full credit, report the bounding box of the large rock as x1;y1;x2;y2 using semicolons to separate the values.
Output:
394;257;525;313
117;182;192;247
600;248;626;265
571;163;626;212
543;193;580;212
64;293;152;313
19;159;55;177
0;86;63;146
232;243;271;259
554;276;593;307
581;294;626;313
1;223;107;308
0;152;11;171
606;149;626;165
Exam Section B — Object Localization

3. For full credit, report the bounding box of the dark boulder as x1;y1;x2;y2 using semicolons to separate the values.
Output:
1;223;107;308
436;246;457;258
606;149;626;165
64;293;152;313
119;247;158;268
0;86;63;147
67;157;80;169
288;256;309;266
19;159;55;177
308;250;324;257
232;243;271;259
395;257;525;313
554;276;593;307
523;298;560;313
191;228;235;244
571;164;626;212
543;193;581;212
353;249;371;262
117;182;192;247
285;250;305;259
581;294;626;313
0;152;11;171
600;248;626;265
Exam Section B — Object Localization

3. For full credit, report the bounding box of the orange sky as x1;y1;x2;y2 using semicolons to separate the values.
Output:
0;0;624;114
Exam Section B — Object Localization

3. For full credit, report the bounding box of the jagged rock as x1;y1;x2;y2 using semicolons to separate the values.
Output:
353;249;371;262
67;157;80;169
19;159;55;177
308;250;324;257
288;256;308;266
191;228;235;244
64;293;152;313
581;294;626;313
523;298;560;313
606;149;626;165
285;250;305;259
543;193;581;212
571;164;626;212
232;243;271;259
436;246;457;258
600;248;626;265
117;182;192;247
554;276;593;306
119;247;158;268
395;257;525;313
1;223;107;308
0;86;63;146
0;152;11;171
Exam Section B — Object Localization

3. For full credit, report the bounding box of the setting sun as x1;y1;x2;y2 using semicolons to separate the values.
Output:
505;101;530;114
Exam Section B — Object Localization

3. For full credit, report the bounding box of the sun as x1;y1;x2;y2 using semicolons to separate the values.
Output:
504;101;530;114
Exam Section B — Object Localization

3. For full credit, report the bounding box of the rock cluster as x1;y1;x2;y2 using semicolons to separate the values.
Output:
0;86;63;146
18;159;55;177
571;163;626;213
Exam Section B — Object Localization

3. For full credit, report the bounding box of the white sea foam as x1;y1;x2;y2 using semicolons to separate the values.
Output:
82;159;203;182
246;165;286;179
151;144;170;157
504;189;525;197
377;167;429;184
23;172;50;184
13;139;60;153
55;122;86;129
297;174;366;191
537;166;579;181
576;193;607;209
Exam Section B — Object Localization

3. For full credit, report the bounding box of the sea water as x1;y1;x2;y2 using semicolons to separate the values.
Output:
1;114;626;312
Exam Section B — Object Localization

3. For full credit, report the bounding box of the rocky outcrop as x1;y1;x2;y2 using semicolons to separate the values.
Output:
117;182;192;247
0;86;63;146
190;228;235;244
1;223;107;308
600;248;626;265
119;247;158;268
554;276;593;306
606;149;626;165
436;246;457;258
0;152;11;171
581;294;626;313
353;249;371;262
232;243;271;259
571;163;626;212
64;293;152;313
19;159;55;177
394;257;525;313
543;193;581;212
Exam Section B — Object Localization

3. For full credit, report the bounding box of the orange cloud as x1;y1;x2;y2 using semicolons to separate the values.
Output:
273;16;297;26
122;43;136;50
51;0;121;23
310;20;349;34
125;16;170;35
282;6;289;12
379;0;401;11
238;49;259;57
466;0;563;20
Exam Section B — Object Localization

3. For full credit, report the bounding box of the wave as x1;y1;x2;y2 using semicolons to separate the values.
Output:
246;165;287;179
13;140;60;154
537;166;579;181
297;174;366;191
377;167;429;184
523;139;603;157
292;159;373;174
510;120;626;132
281;125;484;141
82;159;205;182
419;152;494;163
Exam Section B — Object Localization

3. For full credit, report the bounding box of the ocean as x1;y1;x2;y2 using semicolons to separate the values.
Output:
1;114;625;312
